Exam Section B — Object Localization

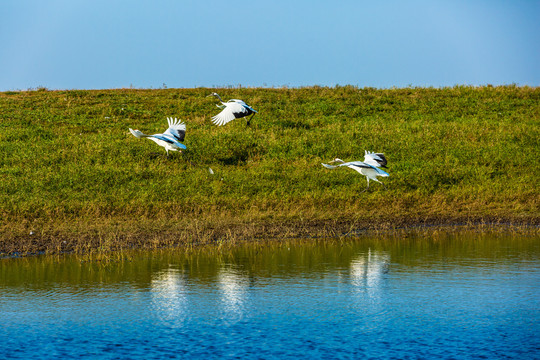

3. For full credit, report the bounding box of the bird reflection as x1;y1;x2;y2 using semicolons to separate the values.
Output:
217;267;249;321
150;268;188;326
350;248;390;297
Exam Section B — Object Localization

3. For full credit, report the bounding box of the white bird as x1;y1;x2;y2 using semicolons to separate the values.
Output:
129;117;186;156
207;92;257;126
322;151;389;192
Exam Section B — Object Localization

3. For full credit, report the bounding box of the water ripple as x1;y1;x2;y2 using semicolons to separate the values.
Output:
1;235;539;359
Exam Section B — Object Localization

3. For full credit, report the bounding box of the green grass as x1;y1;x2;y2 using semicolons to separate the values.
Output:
1;86;538;253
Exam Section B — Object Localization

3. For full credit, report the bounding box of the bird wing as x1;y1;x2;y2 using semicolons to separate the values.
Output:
164;117;186;142
324;159;389;176
211;102;249;126
242;103;257;114
149;134;177;144
376;167;390;176
211;108;236;126
349;162;389;176
230;99;257;113
363;151;387;168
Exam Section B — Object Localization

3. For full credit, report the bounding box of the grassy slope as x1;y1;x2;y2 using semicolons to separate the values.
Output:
0;86;538;253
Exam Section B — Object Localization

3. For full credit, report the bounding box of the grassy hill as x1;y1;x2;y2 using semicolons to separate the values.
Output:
1;86;538;254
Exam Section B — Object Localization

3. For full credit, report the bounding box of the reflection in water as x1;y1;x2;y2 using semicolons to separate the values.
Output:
218;266;249;322
150;265;252;326
151;267;188;326
350;248;390;298
0;233;538;359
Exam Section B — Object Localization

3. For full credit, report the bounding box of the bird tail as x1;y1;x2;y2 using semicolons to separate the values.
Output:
322;163;339;169
129;128;148;138
375;168;390;177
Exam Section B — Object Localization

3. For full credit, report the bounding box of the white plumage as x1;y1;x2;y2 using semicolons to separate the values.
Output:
129;117;186;156
322;151;389;192
362;151;388;168
207;92;257;126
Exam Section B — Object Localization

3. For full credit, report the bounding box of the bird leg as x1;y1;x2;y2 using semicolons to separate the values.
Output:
246;113;256;127
360;179;370;193
373;178;386;190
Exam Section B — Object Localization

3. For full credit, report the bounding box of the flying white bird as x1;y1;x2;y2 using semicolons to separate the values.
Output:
322;151;389;192
207;92;257;126
129;117;186;156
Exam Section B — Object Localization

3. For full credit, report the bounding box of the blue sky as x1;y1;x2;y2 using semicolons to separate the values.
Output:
1;0;538;91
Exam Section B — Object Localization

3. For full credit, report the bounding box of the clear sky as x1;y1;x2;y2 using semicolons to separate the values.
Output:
1;0;538;91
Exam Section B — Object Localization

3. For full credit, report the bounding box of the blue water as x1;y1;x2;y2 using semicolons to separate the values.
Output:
1;235;539;359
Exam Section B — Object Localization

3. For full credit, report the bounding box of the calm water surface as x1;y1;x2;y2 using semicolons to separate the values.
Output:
1;233;539;359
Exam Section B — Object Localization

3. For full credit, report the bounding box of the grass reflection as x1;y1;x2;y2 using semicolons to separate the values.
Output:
1;231;538;291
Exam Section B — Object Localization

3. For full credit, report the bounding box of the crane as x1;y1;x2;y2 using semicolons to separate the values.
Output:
322;151;389;192
207;92;257;126
129;117;186;156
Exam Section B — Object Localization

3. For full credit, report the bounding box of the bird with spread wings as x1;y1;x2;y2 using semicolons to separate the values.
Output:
129;117;186;156
322;151;389;192
207;92;257;126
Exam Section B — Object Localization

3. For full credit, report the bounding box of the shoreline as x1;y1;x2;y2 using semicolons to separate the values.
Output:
2;217;538;257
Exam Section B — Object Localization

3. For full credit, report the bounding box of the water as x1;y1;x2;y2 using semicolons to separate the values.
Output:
1;233;539;359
